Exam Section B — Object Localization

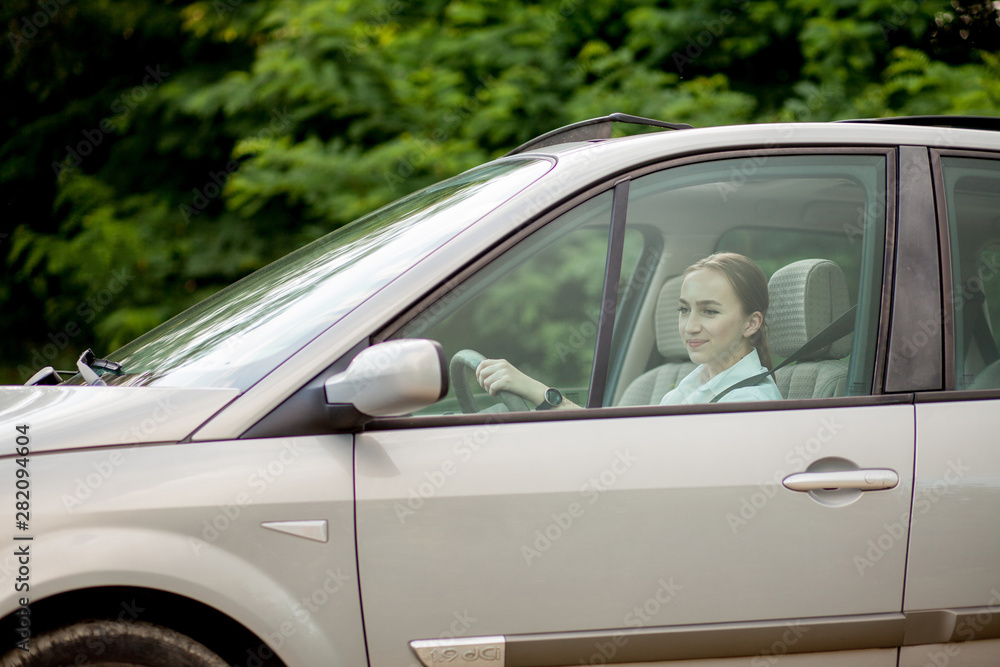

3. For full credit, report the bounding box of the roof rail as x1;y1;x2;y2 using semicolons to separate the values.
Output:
839;115;1000;132
506;113;693;156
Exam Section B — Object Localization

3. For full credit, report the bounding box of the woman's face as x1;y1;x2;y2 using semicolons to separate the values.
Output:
677;268;762;378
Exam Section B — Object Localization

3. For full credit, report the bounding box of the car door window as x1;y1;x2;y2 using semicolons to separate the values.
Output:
613;153;888;403
393;153;888;415
939;155;1000;390
393;190;643;414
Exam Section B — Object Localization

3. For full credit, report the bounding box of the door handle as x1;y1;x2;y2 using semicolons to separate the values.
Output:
782;469;899;492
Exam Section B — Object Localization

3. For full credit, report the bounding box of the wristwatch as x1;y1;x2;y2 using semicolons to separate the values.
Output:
536;387;564;410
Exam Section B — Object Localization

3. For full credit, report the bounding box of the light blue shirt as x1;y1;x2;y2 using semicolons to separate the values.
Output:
659;348;782;405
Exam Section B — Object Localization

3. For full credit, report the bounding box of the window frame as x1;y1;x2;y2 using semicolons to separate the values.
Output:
603;224;665;404
927;147;1000;398
372;146;900;429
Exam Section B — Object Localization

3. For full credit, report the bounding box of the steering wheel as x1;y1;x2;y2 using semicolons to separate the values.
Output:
449;349;535;414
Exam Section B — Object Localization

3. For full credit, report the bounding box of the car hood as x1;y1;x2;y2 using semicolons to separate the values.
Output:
0;385;240;454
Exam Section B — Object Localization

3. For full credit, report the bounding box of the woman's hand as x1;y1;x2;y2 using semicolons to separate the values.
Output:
475;358;547;405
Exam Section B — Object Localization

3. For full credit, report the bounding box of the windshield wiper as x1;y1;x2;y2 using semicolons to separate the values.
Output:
24;349;123;387
24;367;71;386
76;349;123;386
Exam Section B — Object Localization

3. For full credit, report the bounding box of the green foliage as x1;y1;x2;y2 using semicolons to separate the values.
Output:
2;0;999;382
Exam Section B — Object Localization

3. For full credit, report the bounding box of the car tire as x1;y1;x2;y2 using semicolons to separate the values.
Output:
2;619;228;667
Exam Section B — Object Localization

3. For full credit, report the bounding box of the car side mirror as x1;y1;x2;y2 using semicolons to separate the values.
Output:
324;339;448;431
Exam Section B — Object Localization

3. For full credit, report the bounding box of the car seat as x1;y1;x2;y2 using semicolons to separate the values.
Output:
768;259;853;399
968;293;1000;389
959;257;1000;389
617;276;697;405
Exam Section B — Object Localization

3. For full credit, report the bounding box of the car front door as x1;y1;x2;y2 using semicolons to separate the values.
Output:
355;149;915;667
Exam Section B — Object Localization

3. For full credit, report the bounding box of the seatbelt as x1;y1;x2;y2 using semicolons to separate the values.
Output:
710;305;858;403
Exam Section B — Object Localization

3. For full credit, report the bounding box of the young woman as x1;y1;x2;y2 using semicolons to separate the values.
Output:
475;252;781;408
659;252;781;404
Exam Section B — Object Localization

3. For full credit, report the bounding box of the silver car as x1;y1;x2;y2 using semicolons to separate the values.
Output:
3;115;1000;666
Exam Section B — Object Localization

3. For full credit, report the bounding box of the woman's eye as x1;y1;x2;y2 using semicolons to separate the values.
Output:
703;309;718;316
677;306;689;315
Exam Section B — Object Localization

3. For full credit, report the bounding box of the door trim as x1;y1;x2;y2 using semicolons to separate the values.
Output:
410;607;1000;667
410;613;905;666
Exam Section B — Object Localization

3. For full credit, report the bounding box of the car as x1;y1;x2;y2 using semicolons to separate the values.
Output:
3;113;1000;667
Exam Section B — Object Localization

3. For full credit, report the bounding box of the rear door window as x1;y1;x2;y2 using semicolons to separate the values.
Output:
938;155;1000;390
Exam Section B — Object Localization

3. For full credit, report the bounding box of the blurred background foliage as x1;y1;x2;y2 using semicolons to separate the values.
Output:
2;0;1000;382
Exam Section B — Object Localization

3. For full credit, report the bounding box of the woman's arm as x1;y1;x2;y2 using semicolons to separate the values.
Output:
475;358;581;410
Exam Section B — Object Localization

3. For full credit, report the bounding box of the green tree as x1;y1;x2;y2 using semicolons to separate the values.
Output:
3;0;998;383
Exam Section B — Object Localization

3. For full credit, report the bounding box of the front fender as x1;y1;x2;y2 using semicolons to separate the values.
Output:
0;435;366;666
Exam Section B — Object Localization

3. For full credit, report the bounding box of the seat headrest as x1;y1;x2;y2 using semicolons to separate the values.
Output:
768;259;852;360
654;275;689;360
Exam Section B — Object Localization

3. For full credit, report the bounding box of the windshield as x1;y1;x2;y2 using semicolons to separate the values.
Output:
80;157;552;390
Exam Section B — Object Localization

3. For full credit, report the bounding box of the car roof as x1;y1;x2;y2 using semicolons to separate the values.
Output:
508;113;1000;159
512;120;1000;168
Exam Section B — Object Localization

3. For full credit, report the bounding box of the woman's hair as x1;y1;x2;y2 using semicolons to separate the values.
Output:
685;252;773;370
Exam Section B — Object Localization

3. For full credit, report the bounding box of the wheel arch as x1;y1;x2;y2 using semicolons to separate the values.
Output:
0;525;355;666
0;585;288;667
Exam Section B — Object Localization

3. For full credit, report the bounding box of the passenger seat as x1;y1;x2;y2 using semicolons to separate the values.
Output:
618;276;697;405
768;259;852;399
